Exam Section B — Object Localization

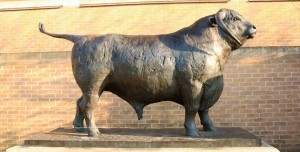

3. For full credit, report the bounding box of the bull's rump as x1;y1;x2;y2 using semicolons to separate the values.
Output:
72;34;182;104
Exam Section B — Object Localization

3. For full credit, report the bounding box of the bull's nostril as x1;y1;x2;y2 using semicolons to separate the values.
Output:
252;25;256;30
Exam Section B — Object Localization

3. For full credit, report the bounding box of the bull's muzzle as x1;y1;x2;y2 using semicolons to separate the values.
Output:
247;25;256;39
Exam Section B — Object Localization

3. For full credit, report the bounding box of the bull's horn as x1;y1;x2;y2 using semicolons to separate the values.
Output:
215;9;242;46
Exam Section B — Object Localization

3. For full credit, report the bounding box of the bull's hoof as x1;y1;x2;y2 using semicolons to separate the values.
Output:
203;125;217;132
73;118;85;132
186;129;202;137
74;127;85;133
88;132;101;137
73;119;84;132
88;128;101;137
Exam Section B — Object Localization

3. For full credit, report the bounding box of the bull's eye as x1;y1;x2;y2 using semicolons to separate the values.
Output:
233;17;241;22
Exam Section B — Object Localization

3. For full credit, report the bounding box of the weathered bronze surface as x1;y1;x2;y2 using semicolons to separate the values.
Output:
39;8;256;137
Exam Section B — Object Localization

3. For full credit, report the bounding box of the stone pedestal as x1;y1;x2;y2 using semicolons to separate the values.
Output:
6;127;280;152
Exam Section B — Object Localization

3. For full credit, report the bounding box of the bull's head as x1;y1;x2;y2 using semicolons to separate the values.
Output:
209;9;256;48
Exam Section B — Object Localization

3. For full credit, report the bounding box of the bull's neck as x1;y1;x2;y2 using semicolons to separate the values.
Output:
180;25;233;71
208;27;233;70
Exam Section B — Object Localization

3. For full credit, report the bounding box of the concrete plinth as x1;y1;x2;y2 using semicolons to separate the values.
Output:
6;127;280;152
24;127;261;148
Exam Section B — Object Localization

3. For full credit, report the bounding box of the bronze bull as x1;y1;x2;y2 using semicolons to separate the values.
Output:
39;8;256;137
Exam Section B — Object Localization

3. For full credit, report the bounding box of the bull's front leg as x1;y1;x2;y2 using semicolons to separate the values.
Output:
181;80;203;137
198;76;223;132
184;108;200;137
199;109;217;131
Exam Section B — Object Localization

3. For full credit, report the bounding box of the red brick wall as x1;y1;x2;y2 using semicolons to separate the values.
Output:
1;47;299;152
0;0;300;151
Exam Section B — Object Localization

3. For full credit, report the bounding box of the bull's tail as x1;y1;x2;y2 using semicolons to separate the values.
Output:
39;23;82;43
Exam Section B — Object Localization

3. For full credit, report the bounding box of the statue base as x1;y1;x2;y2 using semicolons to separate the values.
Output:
24;127;260;148
6;127;279;152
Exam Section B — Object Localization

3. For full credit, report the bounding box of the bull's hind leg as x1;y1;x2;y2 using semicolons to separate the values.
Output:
79;78;107;137
73;96;84;132
80;90;101;136
199;109;217;131
82;94;100;136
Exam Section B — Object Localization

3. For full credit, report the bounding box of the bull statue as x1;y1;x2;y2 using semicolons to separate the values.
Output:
39;8;256;137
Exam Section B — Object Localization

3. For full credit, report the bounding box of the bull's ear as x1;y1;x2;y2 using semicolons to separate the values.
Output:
208;17;218;27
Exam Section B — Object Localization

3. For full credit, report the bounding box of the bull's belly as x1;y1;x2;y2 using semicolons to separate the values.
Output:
105;82;181;105
104;65;181;104
105;46;181;104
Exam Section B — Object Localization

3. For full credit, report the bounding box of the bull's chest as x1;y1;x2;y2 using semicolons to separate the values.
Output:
203;55;223;77
182;53;223;83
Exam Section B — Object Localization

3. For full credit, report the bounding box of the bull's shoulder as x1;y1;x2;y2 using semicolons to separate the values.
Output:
175;50;224;82
175;54;205;81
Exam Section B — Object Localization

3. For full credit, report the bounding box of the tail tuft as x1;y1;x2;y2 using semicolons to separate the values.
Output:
38;22;45;33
